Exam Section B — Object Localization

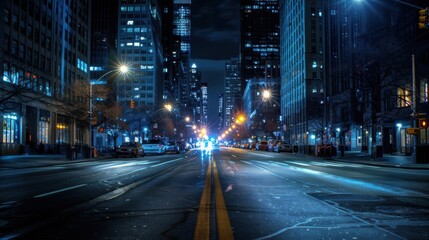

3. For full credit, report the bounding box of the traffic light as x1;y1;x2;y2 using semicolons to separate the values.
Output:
419;118;428;128
418;8;429;29
130;100;135;109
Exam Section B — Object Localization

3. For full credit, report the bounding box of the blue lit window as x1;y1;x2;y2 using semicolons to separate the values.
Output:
77;58;88;73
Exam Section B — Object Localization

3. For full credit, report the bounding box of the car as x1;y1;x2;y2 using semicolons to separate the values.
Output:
165;141;180;154
273;141;292;152
255;140;268;151
267;140;280;152
175;141;190;151
142;139;166;155
116;142;144;158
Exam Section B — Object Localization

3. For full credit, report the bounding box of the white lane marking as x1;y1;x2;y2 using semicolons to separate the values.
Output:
310;161;376;168
33;184;87;198
242;161;284;179
232;155;237;158
288;161;311;167
150;158;183;168
106;161;153;169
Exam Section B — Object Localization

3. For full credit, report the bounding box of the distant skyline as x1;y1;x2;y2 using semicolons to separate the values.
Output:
191;0;240;132
191;59;226;133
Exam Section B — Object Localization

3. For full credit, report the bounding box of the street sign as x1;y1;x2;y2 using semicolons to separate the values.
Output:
410;112;426;118
406;128;420;135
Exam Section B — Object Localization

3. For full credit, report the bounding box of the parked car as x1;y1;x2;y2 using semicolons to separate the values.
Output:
255;140;268;151
165;141;180;154
116;142;144;158
142;139;166;155
268;140;280;152
273;141;292;152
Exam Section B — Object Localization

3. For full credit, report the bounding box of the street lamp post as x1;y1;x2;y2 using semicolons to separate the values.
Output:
89;65;128;157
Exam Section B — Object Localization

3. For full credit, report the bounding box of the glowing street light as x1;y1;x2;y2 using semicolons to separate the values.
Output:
164;103;173;112
262;89;271;100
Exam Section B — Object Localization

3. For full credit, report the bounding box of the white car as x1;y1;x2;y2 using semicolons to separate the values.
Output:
142;139;166;155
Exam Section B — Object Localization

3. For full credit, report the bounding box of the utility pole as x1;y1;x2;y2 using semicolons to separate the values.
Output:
411;55;417;163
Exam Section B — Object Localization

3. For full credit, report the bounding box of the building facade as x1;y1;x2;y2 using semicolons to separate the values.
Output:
172;0;191;115
322;0;365;151
356;0;429;156
224;57;241;129
218;94;224;134
117;0;164;142
1;0;91;155
240;0;280;93
89;0;119;151
279;0;325;149
242;78;281;141
190;63;202;124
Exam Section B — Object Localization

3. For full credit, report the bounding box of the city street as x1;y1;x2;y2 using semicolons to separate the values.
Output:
1;147;429;239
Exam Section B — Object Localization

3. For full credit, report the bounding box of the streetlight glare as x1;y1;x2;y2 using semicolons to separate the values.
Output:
119;65;129;74
262;90;271;99
164;104;173;111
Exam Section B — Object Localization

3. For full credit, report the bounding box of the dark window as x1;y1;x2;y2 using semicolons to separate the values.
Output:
27;25;33;38
11;40;17;55
12;14;18;29
4;8;10;24
26;47;32;64
18;43;25;60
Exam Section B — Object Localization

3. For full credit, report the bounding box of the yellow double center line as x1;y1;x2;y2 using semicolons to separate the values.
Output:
194;158;234;240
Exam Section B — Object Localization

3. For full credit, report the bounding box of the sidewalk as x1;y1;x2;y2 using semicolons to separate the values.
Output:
0;153;112;169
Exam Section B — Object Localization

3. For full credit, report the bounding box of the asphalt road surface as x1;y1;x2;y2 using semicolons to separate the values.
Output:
1;147;428;239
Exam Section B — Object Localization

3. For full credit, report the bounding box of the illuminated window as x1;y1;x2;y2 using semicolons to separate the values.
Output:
397;85;411;108
420;79;428;103
56;115;69;144
38;111;50;144
2;113;18;143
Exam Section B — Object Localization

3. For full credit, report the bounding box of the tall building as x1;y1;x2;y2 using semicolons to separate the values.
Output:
172;0;191;115
354;0;429;155
218;94;224;134
323;0;365;151
224;57;241;129
1;0;91;155
240;0;280;94
200;82;208;127
279;0;325;148
90;0;119;149
159;0;174;102
190;63;201;123
117;0;164;140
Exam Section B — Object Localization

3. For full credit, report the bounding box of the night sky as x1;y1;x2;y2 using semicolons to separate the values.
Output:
191;0;240;131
